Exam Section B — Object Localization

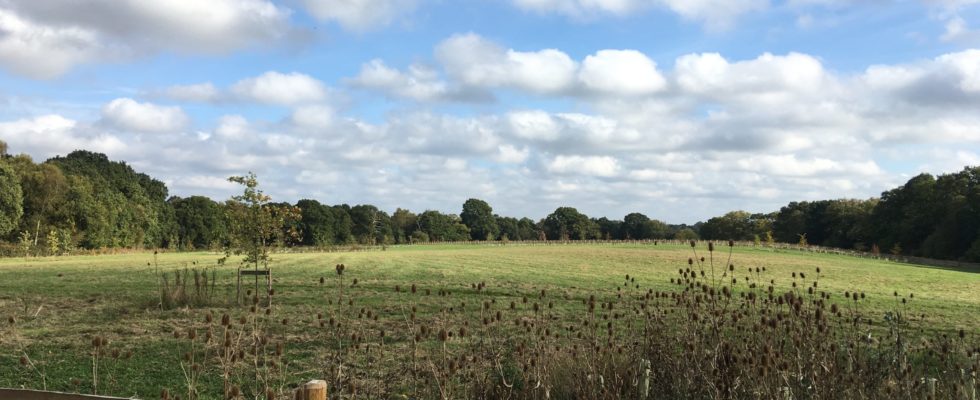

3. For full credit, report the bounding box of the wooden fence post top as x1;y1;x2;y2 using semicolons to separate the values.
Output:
294;380;327;400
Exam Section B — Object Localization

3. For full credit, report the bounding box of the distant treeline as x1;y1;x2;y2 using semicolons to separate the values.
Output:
1;141;978;262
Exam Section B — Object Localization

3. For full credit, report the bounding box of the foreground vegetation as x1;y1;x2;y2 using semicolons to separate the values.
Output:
1;243;977;399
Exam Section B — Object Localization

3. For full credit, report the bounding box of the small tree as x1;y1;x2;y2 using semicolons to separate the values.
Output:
765;231;774;248
46;229;59;256
797;233;808;247
890;243;902;256
19;230;32;257
225;173;299;271
58;229;74;255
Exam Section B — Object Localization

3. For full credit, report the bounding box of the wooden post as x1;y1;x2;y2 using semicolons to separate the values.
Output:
968;372;976;400
294;380;327;400
923;378;936;400
236;267;241;305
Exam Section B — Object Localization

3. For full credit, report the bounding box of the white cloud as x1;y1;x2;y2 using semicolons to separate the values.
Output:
675;52;832;105
164;83;220;102
100;98;189;133
495;144;531;163
214;115;251;140
230;71;328;105
349;59;453;101
507;111;562;141
180;175;239;190
301;0;417;31
5;46;980;223
0;115;126;158
579;50;667;96
858;49;980;109
0;9;105;79
735;155;883;177
547;155;621;177
0;1;296;79
436;33;578;95
289;105;336;130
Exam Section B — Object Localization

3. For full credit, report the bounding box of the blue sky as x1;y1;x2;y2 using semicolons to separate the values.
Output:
1;0;979;223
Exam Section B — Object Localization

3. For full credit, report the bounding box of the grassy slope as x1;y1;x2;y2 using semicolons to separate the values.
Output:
0;243;977;397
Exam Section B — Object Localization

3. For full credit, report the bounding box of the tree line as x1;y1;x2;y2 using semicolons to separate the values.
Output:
1;142;978;262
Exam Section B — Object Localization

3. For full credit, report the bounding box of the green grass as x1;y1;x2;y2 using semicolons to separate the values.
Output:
0;243;977;398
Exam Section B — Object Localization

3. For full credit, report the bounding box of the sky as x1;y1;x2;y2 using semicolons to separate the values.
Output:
0;0;979;224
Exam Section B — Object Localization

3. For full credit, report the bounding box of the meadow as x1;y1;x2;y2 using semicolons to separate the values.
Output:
1;242;978;399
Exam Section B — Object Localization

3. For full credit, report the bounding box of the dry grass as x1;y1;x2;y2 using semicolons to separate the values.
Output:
0;243;977;399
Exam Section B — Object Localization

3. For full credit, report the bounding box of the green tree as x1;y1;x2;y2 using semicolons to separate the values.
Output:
595;217;623;240
19;230;32;256
418;210;470;241
47;229;59;255
674;228;699;241
517;217;538;241
622;213;651;239
58;228;74;255
225;173;297;270
543;207;599;240
496;216;520;241
391;208;418;244
296;199;335;247
700;211;755;241
461;198;499;241
171;196;228;249
0;161;24;237
350;204;385;244
331;205;354;244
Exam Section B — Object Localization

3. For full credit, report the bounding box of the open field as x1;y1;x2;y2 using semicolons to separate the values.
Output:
1;243;978;399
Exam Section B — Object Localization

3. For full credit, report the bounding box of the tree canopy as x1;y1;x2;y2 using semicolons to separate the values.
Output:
1;140;979;263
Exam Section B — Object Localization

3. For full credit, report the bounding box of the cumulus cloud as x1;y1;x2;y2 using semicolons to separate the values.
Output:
0;115;127;158
675;52;833;105
0;1;297;79
578;50;667;96
230;71;328;105
940;16;976;42
4;46;980;222
347;59;491;102
436;33;579;95
859;49;980;108
100;98;189;133
301;0;417;31
371;34;668;100
546;155;621;177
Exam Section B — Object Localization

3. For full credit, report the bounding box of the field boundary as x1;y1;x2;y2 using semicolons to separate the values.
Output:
6;239;978;272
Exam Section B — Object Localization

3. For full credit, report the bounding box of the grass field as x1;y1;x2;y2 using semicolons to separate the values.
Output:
1;243;978;399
